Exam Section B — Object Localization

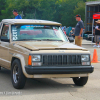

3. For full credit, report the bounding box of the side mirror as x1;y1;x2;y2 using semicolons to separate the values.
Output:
68;37;74;42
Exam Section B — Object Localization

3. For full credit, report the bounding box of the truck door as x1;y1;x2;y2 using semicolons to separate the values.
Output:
0;24;10;68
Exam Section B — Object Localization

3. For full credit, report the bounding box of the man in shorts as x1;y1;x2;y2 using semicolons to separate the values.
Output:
75;14;84;47
93;20;100;48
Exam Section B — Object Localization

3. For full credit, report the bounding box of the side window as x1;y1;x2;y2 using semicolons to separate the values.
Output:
1;24;9;42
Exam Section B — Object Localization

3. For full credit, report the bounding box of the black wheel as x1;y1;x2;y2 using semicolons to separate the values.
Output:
11;59;26;89
73;77;88;86
0;66;1;70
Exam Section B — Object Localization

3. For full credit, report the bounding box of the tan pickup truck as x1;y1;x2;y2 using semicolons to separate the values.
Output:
0;19;94;89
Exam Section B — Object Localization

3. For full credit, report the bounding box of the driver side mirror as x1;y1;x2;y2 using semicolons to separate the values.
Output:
68;37;74;42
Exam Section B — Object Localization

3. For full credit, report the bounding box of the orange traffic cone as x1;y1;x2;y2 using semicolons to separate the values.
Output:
91;49;100;63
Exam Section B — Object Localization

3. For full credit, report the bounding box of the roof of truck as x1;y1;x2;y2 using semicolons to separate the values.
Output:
1;19;62;26
86;1;100;6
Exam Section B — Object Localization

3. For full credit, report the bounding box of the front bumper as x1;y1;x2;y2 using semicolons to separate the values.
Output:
25;66;94;75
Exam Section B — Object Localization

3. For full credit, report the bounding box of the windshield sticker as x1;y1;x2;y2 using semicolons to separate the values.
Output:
12;30;17;40
21;25;51;28
12;30;17;32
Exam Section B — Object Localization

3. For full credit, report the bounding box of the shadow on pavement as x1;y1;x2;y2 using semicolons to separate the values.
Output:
0;68;83;95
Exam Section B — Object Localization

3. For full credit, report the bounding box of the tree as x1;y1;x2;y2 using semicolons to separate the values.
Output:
0;0;99;26
74;1;85;22
0;0;6;20
58;0;79;26
74;0;98;24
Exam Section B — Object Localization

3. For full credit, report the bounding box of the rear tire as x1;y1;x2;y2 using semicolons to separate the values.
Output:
73;77;88;86
11;59;26;89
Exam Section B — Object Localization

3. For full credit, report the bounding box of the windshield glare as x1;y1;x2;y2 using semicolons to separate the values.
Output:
11;25;68;41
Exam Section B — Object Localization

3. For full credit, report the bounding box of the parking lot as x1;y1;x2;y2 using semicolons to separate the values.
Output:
0;39;100;100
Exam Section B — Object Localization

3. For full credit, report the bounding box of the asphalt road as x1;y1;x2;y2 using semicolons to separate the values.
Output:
0;40;100;100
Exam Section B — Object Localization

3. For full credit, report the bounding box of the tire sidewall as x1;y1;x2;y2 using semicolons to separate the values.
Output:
11;59;26;89
73;77;88;86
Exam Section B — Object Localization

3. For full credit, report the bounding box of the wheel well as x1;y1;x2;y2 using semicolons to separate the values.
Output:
11;57;20;66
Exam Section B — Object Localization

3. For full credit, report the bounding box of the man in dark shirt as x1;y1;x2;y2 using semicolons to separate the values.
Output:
93;20;100;48
12;9;22;19
75;14;84;47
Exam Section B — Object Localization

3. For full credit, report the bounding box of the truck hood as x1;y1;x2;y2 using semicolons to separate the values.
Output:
15;41;87;51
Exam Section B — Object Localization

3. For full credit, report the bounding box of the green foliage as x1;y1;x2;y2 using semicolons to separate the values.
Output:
74;1;85;22
74;0;98;22
0;0;98;26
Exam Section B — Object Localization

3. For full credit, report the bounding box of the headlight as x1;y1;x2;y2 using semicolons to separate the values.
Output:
32;55;41;62
81;55;89;62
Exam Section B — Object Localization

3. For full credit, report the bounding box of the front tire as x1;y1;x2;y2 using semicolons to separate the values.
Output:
73;77;88;86
0;66;1;70
11;59;26;89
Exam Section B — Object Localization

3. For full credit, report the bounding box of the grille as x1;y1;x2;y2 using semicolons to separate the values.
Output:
42;55;81;66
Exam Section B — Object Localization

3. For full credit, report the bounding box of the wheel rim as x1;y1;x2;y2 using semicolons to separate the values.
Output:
13;65;19;83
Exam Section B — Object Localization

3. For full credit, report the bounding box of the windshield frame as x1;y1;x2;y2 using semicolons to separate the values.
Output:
11;24;68;42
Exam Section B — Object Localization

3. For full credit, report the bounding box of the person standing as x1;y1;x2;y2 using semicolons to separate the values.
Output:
93;20;100;48
12;9;22;19
75;14;84;47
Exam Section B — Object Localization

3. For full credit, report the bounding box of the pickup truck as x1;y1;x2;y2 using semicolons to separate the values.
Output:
0;19;94;89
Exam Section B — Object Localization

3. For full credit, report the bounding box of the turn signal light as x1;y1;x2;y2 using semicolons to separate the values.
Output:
28;55;32;65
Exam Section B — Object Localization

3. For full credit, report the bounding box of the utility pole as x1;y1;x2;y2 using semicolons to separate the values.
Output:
20;11;24;18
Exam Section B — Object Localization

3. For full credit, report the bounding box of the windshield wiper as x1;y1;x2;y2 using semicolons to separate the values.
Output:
41;39;63;41
14;39;63;42
15;39;42;41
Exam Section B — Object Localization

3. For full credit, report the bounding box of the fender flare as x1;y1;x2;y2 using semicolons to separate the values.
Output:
11;53;33;78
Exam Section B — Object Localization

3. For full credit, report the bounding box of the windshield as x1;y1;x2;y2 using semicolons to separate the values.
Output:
11;25;68;41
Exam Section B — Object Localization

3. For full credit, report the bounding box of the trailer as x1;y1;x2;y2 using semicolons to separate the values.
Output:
85;1;100;34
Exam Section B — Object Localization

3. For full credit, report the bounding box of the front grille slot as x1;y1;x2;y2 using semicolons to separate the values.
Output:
63;55;67;65
42;55;81;66
58;55;62;65
53;55;57;65
48;55;52;65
